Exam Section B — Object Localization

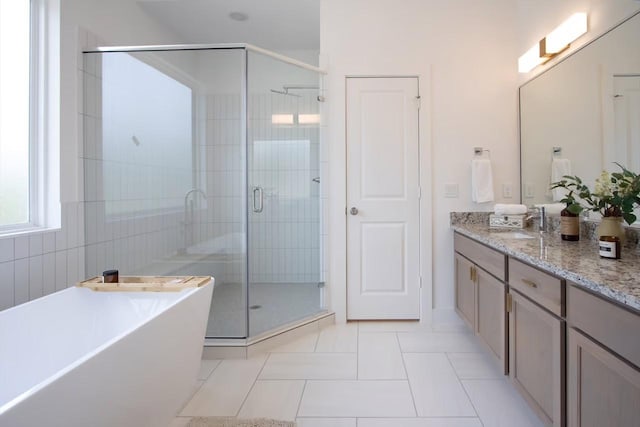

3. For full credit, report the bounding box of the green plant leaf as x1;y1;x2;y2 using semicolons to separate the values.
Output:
623;212;636;225
567;203;583;215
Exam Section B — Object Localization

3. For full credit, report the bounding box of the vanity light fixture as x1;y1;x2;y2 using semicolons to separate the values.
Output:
271;114;294;125
518;12;588;73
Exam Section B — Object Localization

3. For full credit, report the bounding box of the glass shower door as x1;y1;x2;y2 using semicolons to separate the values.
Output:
247;51;325;337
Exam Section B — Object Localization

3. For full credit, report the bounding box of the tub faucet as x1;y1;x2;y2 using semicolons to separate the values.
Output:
526;206;547;232
181;188;207;254
184;188;207;224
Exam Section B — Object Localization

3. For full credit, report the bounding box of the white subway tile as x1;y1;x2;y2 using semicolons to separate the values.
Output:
67;248;79;286
96;161;104;201
29;234;43;256
55;251;68;291
0;238;14;263
56;204;68;251
95;119;103;158
42;232;56;254
29;256;44;300
14;236;29;259
42;253;56;296
77;112;85;158
0;261;15;310
77;204;86;246
85;244;97;279
78;247;86;281
84;159;97;201
67;203;79;248
84;116;96;159
14;259;29;305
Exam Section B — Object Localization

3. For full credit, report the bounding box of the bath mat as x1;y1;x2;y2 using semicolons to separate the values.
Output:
186;417;296;427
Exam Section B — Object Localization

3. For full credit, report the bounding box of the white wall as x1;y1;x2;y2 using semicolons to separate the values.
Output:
517;0;640;83
320;0;520;322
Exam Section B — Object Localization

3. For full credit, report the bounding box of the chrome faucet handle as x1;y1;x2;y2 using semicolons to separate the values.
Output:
539;206;546;232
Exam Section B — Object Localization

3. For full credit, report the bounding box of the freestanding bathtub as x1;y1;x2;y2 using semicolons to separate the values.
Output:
0;278;214;427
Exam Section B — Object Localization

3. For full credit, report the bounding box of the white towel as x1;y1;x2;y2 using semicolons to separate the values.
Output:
551;158;572;201
471;158;494;203
494;204;527;216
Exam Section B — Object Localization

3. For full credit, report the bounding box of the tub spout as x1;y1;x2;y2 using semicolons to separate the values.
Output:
181;188;207;253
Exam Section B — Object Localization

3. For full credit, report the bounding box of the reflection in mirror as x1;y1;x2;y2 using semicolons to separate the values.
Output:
520;11;640;224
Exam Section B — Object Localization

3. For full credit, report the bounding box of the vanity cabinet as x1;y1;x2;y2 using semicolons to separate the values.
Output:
453;228;640;427
507;258;565;427
454;233;507;373
567;285;640;427
454;253;475;328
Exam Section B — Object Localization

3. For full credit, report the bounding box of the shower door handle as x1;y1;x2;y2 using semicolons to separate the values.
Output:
253;186;264;213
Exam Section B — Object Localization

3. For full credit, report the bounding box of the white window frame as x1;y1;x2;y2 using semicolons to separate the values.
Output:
0;0;60;237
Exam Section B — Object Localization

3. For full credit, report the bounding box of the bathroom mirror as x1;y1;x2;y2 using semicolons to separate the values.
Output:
519;11;640;218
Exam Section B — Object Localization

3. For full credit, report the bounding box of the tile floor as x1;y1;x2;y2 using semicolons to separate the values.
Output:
171;320;544;427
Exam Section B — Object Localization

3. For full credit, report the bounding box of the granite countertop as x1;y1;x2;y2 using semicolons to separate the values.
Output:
451;223;640;312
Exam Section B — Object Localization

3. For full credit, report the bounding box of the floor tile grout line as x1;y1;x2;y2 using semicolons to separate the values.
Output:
295;379;308;419
235;354;270;417
444;352;483;425
397;332;419;417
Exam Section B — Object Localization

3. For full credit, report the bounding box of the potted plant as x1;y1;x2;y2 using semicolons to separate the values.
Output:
550;163;640;242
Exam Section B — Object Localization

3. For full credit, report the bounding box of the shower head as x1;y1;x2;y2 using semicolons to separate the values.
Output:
270;85;320;98
270;88;301;98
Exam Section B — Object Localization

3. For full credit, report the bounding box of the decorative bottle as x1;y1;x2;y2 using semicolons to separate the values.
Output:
560;205;579;241
599;236;621;259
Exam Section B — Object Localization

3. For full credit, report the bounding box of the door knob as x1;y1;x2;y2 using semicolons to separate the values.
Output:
350;207;359;215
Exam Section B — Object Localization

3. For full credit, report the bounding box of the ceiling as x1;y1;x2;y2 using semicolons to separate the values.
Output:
138;0;320;51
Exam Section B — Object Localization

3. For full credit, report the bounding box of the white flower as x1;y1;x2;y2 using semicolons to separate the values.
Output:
594;171;612;197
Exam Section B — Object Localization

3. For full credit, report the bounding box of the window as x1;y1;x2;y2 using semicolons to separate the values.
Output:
0;0;31;229
0;0;59;235
100;52;194;217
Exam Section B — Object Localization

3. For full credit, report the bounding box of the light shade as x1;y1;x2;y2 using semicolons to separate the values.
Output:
544;12;587;54
518;44;545;73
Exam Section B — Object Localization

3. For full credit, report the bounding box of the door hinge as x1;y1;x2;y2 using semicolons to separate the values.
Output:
418;186;422;199
415;95;421;110
506;293;513;313
419;276;423;288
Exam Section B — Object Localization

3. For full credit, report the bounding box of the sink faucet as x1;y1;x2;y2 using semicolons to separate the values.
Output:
180;188;207;254
526;206;547;232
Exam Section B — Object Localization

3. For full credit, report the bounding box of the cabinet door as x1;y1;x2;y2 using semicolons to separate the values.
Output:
455;253;475;329
476;268;506;373
568;328;640;427
509;290;564;427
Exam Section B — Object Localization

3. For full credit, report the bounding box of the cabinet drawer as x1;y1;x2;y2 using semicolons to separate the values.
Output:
454;233;505;281
568;284;640;368
509;258;564;316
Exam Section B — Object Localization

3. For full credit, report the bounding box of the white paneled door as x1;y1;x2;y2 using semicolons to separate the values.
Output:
346;77;420;319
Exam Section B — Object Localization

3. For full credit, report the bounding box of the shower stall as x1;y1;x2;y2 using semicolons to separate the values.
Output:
81;44;326;340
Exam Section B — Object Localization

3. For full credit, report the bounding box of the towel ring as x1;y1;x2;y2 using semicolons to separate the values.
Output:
474;147;491;158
